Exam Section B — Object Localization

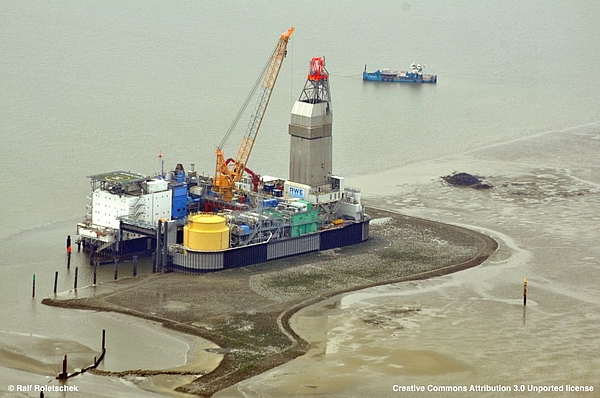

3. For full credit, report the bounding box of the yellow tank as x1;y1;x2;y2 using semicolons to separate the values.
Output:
184;213;230;251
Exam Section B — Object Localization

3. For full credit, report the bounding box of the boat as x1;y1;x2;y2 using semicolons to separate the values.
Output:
363;62;437;83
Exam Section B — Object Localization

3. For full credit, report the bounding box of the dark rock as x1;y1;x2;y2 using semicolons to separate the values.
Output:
442;172;493;189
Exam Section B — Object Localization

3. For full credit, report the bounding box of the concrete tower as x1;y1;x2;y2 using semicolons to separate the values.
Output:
289;57;332;190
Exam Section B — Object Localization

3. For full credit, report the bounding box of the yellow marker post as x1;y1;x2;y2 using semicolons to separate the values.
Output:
523;278;528;306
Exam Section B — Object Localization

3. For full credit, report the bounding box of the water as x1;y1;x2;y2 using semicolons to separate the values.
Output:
222;125;600;397
1;0;599;396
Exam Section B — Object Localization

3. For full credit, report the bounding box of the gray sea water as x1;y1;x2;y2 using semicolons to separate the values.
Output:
1;0;599;396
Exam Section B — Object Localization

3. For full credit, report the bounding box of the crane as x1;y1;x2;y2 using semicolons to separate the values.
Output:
214;27;294;201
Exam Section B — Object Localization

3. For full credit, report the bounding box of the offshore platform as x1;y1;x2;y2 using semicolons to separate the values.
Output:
76;28;370;273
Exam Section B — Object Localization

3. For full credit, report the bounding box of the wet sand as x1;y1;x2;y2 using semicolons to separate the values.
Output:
0;331;101;377
217;124;600;397
41;125;600;397
42;207;497;397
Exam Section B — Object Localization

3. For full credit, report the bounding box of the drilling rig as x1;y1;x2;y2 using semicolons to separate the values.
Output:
213;27;294;201
289;56;333;190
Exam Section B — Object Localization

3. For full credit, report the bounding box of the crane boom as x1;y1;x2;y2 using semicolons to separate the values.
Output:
214;27;294;201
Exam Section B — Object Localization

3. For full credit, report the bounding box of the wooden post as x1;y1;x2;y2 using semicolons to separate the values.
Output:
93;261;98;285
102;329;106;351
74;267;78;290
53;271;58;294
32;274;36;298
61;355;67;379
523;277;528;306
113;259;118;280
67;235;72;270
133;255;138;277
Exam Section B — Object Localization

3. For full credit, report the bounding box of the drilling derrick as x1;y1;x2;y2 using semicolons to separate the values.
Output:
289;57;333;190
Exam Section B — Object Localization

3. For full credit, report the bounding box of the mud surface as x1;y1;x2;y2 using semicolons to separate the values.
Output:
43;207;496;397
442;172;493;189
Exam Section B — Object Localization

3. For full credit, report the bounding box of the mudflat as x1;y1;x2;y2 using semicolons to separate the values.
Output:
43;206;497;397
